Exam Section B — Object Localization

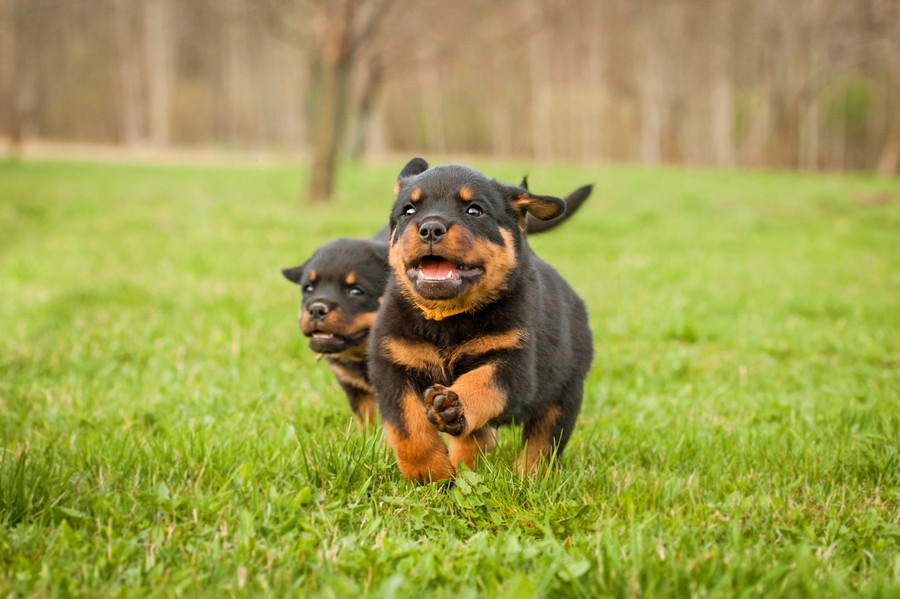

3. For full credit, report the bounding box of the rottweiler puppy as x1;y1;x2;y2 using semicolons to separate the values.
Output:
369;158;593;482
283;179;592;427
282;239;388;425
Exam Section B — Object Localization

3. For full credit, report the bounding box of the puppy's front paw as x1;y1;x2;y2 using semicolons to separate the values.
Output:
424;385;467;436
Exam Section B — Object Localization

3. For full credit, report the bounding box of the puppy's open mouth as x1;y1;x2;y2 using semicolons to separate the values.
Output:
306;328;369;354
407;256;483;300
412;256;484;282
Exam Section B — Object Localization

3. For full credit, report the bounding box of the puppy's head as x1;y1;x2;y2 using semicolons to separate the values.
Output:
388;158;565;319
282;239;388;355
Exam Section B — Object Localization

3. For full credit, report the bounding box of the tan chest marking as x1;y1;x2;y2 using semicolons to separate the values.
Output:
381;328;527;375
328;361;372;393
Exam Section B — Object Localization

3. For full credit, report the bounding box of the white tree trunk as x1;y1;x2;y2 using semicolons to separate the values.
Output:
0;0;16;152
527;0;553;161
710;0;735;167
114;0;145;146
143;0;173;147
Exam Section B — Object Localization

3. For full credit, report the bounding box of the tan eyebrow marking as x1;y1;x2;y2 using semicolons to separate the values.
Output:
458;186;473;201
345;272;356;285
309;270;317;282
410;187;423;202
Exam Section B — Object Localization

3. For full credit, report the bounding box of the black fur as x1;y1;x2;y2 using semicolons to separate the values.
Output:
281;239;388;424
369;158;593;482
282;168;592;427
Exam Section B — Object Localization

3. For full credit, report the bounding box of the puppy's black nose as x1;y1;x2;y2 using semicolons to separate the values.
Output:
418;221;447;243
308;301;330;320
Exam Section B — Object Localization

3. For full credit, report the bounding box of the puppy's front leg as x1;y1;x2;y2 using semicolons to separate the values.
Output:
424;363;506;438
382;389;455;483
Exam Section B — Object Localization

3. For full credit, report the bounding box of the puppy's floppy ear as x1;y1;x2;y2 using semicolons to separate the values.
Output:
518;175;529;191
368;241;389;266
502;184;566;221
524;183;592;234
399;157;429;178
394;157;429;194
281;264;305;284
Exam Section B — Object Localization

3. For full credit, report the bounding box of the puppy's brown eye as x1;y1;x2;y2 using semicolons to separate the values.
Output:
303;284;314;293
348;287;364;296
466;204;483;217
403;205;417;216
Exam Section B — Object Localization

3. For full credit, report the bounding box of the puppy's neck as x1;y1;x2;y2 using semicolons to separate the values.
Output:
414;303;470;321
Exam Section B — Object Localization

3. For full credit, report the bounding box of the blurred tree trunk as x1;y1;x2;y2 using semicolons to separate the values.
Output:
222;0;244;145
307;0;390;202
710;0;735;168
637;15;663;165
114;0;145;146
308;18;351;202
801;89;821;171
582;0;607;162
347;55;382;161
876;104;900;176
800;0;824;171
144;0;173;147
419;56;447;154
0;0;16;155
3;0;37;158
527;0;553;161
875;0;900;177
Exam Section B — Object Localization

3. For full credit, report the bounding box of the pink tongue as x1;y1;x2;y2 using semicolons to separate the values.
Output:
420;258;458;279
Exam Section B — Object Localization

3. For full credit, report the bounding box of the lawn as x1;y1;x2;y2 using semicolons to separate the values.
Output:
0;158;898;597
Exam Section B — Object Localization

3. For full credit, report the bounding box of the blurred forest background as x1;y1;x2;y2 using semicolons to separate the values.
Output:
1;0;898;200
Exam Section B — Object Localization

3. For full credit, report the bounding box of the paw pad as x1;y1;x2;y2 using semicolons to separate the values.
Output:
424;386;466;436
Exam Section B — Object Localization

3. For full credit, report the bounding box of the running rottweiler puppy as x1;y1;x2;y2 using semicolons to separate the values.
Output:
282;239;388;425
369;158;593;482
282;180;591;426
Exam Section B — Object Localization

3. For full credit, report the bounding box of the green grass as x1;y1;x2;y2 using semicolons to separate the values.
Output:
1;158;898;597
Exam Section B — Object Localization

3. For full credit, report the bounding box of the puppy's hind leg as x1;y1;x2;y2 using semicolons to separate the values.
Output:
349;392;378;428
517;381;583;476
449;426;498;471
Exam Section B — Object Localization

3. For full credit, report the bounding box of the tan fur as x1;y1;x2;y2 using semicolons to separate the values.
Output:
512;194;559;220
449;426;497;470
383;391;454;482
458;186;473;201
345;272;356;285
517;404;563;476
440;362;506;432
381;329;526;375
381;336;446;379
453;329;528;360
352;310;378;330
354;394;378;428
388;226;518;319
301;307;377;340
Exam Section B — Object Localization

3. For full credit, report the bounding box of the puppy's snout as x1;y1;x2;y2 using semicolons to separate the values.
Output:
308;301;330;320
418;220;448;243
